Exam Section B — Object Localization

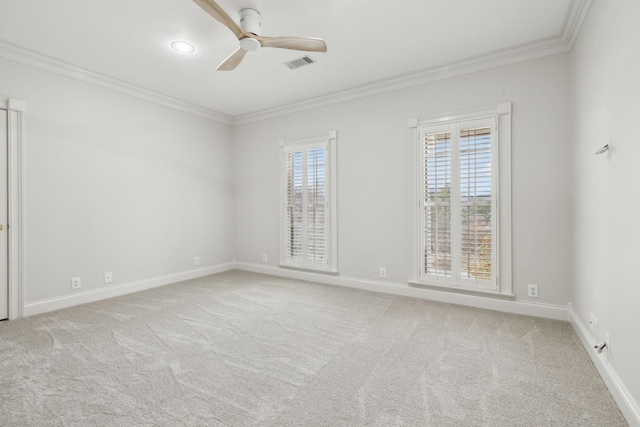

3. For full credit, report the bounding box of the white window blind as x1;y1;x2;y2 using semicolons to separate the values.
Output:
306;148;326;262
280;132;337;272
460;125;493;283
419;118;497;290
284;150;304;260
423;130;452;278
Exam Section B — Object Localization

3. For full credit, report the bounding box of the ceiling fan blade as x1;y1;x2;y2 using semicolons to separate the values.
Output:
193;0;248;40
217;47;248;71
256;36;327;52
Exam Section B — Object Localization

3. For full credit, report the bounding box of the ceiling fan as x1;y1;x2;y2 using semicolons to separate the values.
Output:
193;0;328;71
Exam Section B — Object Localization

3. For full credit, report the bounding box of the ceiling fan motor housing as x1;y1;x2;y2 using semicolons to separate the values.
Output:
239;8;261;35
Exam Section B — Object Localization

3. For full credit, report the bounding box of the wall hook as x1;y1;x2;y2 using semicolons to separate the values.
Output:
596;136;613;159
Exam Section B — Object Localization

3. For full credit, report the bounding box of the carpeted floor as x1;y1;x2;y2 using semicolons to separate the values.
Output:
0;270;627;426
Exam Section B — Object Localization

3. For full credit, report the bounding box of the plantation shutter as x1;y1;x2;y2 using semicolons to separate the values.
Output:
420;118;497;290
423;129;453;281
306;148;326;262
459;125;494;285
282;142;328;269
285;150;304;260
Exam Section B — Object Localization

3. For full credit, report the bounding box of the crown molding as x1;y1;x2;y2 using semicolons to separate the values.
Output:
0;40;232;125
232;39;567;125
0;0;592;127
562;0;594;49
232;0;593;125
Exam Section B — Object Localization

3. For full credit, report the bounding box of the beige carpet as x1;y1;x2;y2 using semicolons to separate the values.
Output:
0;270;627;426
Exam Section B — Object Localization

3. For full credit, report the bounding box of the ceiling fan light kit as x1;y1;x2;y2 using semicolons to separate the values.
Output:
239;37;261;52
193;0;327;71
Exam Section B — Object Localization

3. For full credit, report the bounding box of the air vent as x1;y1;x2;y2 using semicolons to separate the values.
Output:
285;56;316;70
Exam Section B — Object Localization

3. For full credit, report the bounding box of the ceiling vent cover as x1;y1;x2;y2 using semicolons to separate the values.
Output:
285;56;316;70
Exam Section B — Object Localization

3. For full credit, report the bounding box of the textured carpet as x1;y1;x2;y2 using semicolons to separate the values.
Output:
0;270;627;426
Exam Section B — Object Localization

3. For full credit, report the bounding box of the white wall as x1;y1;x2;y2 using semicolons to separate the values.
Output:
571;0;640;410
0;58;234;304
233;54;573;306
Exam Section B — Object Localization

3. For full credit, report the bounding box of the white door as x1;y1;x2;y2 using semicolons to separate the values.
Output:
0;109;7;320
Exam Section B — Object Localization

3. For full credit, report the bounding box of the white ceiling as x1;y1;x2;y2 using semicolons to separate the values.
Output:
0;0;577;119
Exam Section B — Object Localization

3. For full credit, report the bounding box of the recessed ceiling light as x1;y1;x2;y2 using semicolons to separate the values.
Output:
171;41;195;54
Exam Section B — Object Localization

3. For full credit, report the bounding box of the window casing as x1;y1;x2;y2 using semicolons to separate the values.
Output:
410;104;512;294
279;131;337;272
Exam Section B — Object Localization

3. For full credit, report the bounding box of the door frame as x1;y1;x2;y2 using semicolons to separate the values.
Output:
0;97;25;320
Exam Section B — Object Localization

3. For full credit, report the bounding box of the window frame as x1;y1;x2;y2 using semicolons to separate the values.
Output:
409;103;512;295
278;131;338;273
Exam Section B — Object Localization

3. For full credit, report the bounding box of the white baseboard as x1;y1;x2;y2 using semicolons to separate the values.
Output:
234;262;568;321
569;305;640;427
23;262;235;317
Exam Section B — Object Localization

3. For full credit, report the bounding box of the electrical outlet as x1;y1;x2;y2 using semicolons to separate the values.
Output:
379;268;386;279
262;254;267;263
527;284;538;298
194;257;200;266
104;272;113;284
71;277;81;290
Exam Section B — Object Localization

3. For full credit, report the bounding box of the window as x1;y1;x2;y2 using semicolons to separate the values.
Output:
410;104;512;294
279;131;337;272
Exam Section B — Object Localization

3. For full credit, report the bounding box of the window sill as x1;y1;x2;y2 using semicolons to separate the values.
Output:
408;280;514;299
279;264;339;276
